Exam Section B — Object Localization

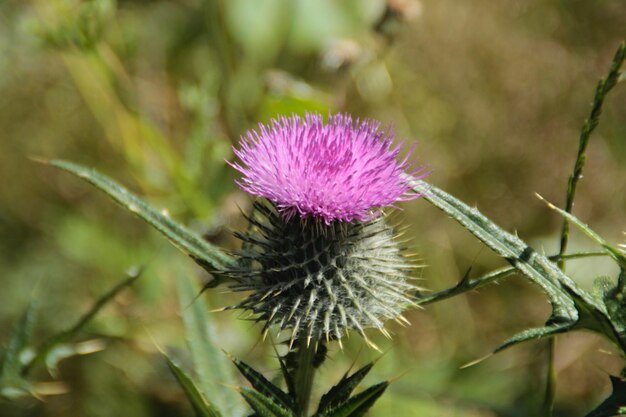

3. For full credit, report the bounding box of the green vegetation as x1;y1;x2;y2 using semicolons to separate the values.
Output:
1;1;625;416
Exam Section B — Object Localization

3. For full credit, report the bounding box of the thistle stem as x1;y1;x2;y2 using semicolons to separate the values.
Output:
546;42;625;416
542;337;557;416
293;339;317;416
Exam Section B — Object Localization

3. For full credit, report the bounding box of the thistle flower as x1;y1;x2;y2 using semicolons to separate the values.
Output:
228;113;425;348
230;113;419;224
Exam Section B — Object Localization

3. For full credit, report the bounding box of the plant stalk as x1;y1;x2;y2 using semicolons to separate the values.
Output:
547;42;625;417
293;339;318;416
542;337;557;416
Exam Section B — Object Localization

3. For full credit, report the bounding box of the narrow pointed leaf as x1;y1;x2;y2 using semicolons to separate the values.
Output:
177;273;244;417
1;303;36;379
409;178;584;321
540;196;626;270
416;251;608;306
318;381;388;417
407;178;626;351
166;356;223;417
0;303;37;399
24;269;140;376
231;357;298;413
276;347;296;398
493;322;573;354
46;159;235;272
239;387;297;417
316;363;374;415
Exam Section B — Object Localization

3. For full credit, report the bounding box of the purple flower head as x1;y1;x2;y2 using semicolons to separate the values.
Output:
230;113;425;224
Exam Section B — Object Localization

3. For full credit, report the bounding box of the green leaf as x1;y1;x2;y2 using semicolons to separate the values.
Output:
409;179;580;317
317;382;388;417
493;323;572;354
24;269;140;376
585;375;626;417
316;363;374;416
239;387;297;417
416;251;608;306
408;178;621;351
166;355;224;417
177;273;244;417
275;346;296;398
0;303;37;399
230;356;298;413
594;274;626;354
0;304;36;379
45;159;235;273
540;195;626;270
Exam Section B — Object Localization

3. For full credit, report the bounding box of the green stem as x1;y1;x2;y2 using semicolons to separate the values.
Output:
293;339;317;416
558;42;625;268
549;42;625;417
542;337;557;416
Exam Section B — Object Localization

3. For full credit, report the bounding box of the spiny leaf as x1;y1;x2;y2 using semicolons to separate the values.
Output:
416;251;608;306
316;363;374;416
44;159;235;273
177;273;244;417
408;178;626;352
24;269;140;376
317;381;388;417
595;274;626;354
166;355;223;417
585;375;626;417
409;178;580;321
230;357;298;413
239;387;297;417
493;323;573;354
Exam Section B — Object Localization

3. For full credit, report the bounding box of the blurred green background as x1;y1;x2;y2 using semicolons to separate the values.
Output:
1;0;625;416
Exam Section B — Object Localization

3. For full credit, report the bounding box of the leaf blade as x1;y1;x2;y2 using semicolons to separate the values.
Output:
318;381;388;417
231;356;298;413
316;363;374;416
24;269;140;376
177;273;244;417
0;303;37;399
409;178;582;322
239;387;297;417
46;159;235;273
166;355;224;417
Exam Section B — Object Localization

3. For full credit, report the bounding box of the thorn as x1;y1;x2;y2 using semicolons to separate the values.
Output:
389;369;411;383
379;327;392;340
460;353;493;369
365;337;382;352
268;303;281;322
28;155;50;164
287;298;301;322
260;289;274;301
397;314;411;326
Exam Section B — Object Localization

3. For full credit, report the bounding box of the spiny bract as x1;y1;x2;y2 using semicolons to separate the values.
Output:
227;201;419;348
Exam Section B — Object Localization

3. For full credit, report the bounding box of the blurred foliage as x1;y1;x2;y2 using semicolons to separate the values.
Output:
0;0;625;416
